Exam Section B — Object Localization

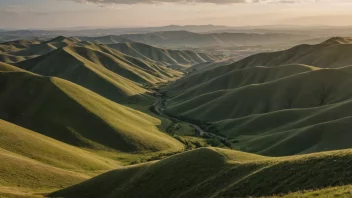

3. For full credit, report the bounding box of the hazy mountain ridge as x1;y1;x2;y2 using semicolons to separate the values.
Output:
107;42;221;66
79;31;311;48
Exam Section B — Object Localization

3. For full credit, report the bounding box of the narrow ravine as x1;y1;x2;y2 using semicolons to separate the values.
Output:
152;95;226;141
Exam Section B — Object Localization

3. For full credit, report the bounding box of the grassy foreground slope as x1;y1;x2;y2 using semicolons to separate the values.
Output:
50;147;352;198
0;71;183;153
0;119;121;197
0;119;117;171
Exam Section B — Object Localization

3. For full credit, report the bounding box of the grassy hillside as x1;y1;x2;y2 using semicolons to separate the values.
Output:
0;148;89;197
218;36;352;70
0;62;31;73
1;37;186;106
0;119;122;197
0;38;65;64
166;37;352;95
0;71;183;154
50;147;352;198
166;64;319;98
167;69;352;121
15;43;183;105
162;37;352;157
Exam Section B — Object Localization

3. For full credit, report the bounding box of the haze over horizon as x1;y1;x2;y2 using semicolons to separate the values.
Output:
1;0;352;29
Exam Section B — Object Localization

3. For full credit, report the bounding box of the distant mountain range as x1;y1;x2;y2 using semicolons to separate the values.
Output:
2;24;352;42
80;31;312;48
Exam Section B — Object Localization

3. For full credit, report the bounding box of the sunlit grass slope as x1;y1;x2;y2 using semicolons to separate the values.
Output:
166;64;319;99
0;72;183;153
0;148;89;196
0;37;74;64
167;69;352;121
166;69;352;156
0;119;118;171
277;185;352;198
0;62;30;72
15;41;183;104
212;98;352;156
164;37;352;156
166;37;352;97
50;148;352;198
0;119;121;197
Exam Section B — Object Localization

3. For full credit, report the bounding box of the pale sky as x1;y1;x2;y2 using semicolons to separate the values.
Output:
1;0;352;29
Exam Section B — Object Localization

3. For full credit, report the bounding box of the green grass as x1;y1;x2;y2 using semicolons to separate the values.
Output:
162;39;352;157
5;36;352;198
3;37;183;105
0;62;31;73
165;64;318;98
0;71;183;153
167;69;352;121
0;119;121;197
0;119;118;171
50;148;352;198
277;185;352;198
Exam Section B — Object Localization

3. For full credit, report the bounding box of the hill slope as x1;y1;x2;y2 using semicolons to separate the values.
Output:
50;147;352;198
15;43;183;105
0;71;183;153
0;119;121;197
0;37;73;64
0;61;31;72
166;37;352;94
163;37;352;156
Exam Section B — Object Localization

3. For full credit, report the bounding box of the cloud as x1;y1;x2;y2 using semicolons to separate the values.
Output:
63;0;322;5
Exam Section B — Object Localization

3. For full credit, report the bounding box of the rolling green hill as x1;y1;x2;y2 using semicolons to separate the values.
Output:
3;34;352;198
15;42;183;105
0;61;31;73
218;36;352;70
0;38;63;64
163;37;352;157
166;69;352;121
50;147;352;198
0;119;120;197
166;37;352;94
0;36;92;64
0;71;183;154
166;64;319;98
